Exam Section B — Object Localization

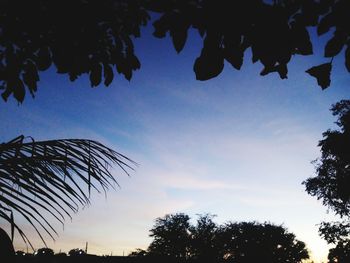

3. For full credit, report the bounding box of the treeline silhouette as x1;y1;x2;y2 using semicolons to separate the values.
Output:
131;213;309;263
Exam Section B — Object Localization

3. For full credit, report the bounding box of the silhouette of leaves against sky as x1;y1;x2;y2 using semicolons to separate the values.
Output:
1;0;350;103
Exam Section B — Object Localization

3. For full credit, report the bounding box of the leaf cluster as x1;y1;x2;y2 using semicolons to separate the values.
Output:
1;0;350;102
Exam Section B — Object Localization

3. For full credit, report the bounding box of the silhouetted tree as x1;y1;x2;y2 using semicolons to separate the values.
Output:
129;248;148;257
148;213;191;259
1;0;349;103
218;221;309;263
304;100;350;246
304;100;350;218
68;248;86;256
189;214;220;260
319;221;350;244
328;240;350;263
34;247;54;257
0;135;135;249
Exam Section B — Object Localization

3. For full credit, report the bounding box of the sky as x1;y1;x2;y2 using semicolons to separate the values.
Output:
0;24;349;262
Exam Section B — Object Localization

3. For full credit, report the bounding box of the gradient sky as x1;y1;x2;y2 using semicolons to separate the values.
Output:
0;24;349;262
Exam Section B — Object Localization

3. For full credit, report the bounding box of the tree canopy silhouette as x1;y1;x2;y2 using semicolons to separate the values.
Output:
304;100;350;249
0;135;136;249
1;0;350;103
138;213;309;262
148;213;191;259
304;100;350;217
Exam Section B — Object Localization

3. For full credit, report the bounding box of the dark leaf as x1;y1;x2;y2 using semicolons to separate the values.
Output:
317;13;334;36
130;54;141;70
11;78;26;103
153;14;170;38
103;64;114;86
36;47;52;71
224;47;243;70
306;62;332;89
325;31;347;57
171;28;188;53
260;64;288;79
345;45;350;72
194;49;224;81
89;63;102;87
10;211;14;242
23;61;39;97
291;24;313;55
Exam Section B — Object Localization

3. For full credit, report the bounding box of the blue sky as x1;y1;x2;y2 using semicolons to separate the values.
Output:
0;25;349;262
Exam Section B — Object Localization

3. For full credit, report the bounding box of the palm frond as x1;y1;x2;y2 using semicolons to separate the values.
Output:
0;135;136;249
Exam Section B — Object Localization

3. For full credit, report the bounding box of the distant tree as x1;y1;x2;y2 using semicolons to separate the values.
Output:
189;214;219;260
55;252;67;257
129;248;148;257
68;248;86;256
328;240;350;263
145;213;308;262
148;213;191;259
1;0;350;103
0;135;135;249
218;222;309;263
34;248;54;257
15;250;26;257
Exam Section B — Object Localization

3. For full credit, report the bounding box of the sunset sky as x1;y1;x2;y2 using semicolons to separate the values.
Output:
0;25;349;262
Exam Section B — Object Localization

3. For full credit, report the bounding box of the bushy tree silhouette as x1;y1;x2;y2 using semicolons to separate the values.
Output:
218;222;309;263
0;135;135;249
148;213;191;259
189;214;219;261
1;0;349;103
34;247;54;257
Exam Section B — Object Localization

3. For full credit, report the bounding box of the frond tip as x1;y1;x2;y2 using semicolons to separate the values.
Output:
0;135;136;249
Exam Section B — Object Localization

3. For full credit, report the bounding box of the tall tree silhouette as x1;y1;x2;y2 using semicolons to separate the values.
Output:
0;135;135;250
304;100;350;218
304;100;350;250
1;0;349;103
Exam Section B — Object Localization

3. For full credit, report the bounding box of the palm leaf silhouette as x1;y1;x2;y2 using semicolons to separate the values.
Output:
0;135;136;249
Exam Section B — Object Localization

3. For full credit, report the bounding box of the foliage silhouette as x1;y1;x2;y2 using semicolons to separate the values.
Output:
68;248;86;256
189;214;219;261
0;135;136;249
304;100;350;250
218;221;309;263
1;0;350;103
304;100;350;217
148;213;191;259
137;213;309;262
34;247;54;257
328;240;350;263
